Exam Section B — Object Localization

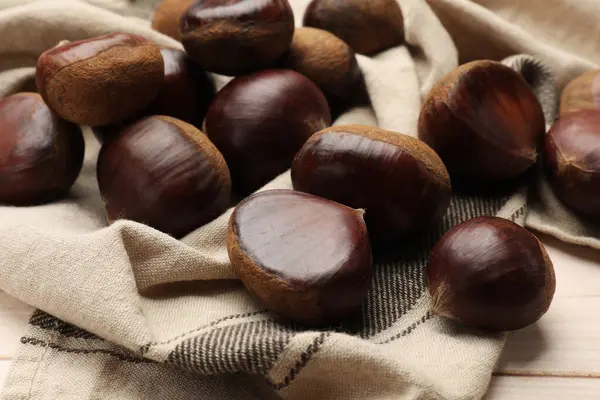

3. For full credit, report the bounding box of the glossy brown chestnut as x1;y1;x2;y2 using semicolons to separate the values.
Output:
418;60;546;184
427;216;556;331
152;0;195;41
280;27;365;116
205;69;331;195
36;33;164;126
97;115;231;238
180;0;294;76
292;125;451;245
560;70;600;116
544;110;600;216
228;189;373;325
303;0;404;55
148;48;215;129
92;48;216;144
0;93;84;205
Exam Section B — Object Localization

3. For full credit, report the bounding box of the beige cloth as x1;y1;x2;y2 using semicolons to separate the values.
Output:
0;0;597;399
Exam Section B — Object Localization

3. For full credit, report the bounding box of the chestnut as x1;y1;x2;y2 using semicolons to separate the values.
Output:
560;70;600;116
147;48;215;130
92;48;216;144
0;93;84;205
180;0;295;76
97;115;231;238
205;69;331;195
303;0;404;55
280;27;365;117
36;33;164;126
227;189;373;325
544;110;600;216
291;125;451;246
152;0;195;41
418;60;546;184
427;216;556;331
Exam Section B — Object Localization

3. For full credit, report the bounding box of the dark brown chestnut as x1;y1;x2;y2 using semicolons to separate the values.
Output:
418;60;546;184
92;48;216;144
180;0;295;76
303;0;404;55
205;69;331;195
427;216;556;331
560;70;600;116
97;115;231;238
544;110;600;216
152;0;195;41
0;93;84;205
292;125;451;246
227;189;373;325
148;48;215;129
36;33;164;126
280;27;365;117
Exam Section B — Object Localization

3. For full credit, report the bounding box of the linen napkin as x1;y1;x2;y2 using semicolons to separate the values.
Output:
1;0;598;399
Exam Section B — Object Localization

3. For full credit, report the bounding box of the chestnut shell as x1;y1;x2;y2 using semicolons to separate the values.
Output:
97;115;231;238
36;33;164;126
544;110;600;216
147;48;216;130
418;60;546;184
0;93;84;205
292;125;451;246
560;70;600;116
205;69;331;195
427;216;556;331
228;189;373;325
180;0;295;76
303;0;404;55
152;0;195;41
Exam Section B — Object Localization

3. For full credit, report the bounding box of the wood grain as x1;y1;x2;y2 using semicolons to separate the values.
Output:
485;376;600;399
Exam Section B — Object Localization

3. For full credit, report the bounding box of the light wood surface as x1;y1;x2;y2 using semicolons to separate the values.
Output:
2;232;600;398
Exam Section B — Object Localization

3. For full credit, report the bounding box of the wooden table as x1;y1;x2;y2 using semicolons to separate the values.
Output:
2;232;600;398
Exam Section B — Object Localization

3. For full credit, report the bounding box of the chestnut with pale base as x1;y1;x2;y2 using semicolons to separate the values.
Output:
227;190;373;326
152;0;195;41
418;60;545;184
560;70;600;116
97;116;231;239
292;125;451;246
280;27;365;116
427;216;556;332
303;0;404;56
180;0;294;76
544;110;600;217
36;33;164;127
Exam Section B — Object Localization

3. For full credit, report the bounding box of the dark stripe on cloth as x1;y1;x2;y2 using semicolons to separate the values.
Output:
20;336;151;364
29;310;98;339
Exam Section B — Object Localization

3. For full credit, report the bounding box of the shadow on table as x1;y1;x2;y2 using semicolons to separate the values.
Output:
496;322;549;369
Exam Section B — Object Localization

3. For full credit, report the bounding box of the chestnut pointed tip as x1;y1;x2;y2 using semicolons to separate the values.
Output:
419;60;545;184
427;216;555;332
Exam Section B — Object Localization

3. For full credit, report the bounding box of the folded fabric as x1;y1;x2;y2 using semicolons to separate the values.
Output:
0;0;598;399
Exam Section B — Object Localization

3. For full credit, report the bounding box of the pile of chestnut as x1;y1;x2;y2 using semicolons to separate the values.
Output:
8;0;593;334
